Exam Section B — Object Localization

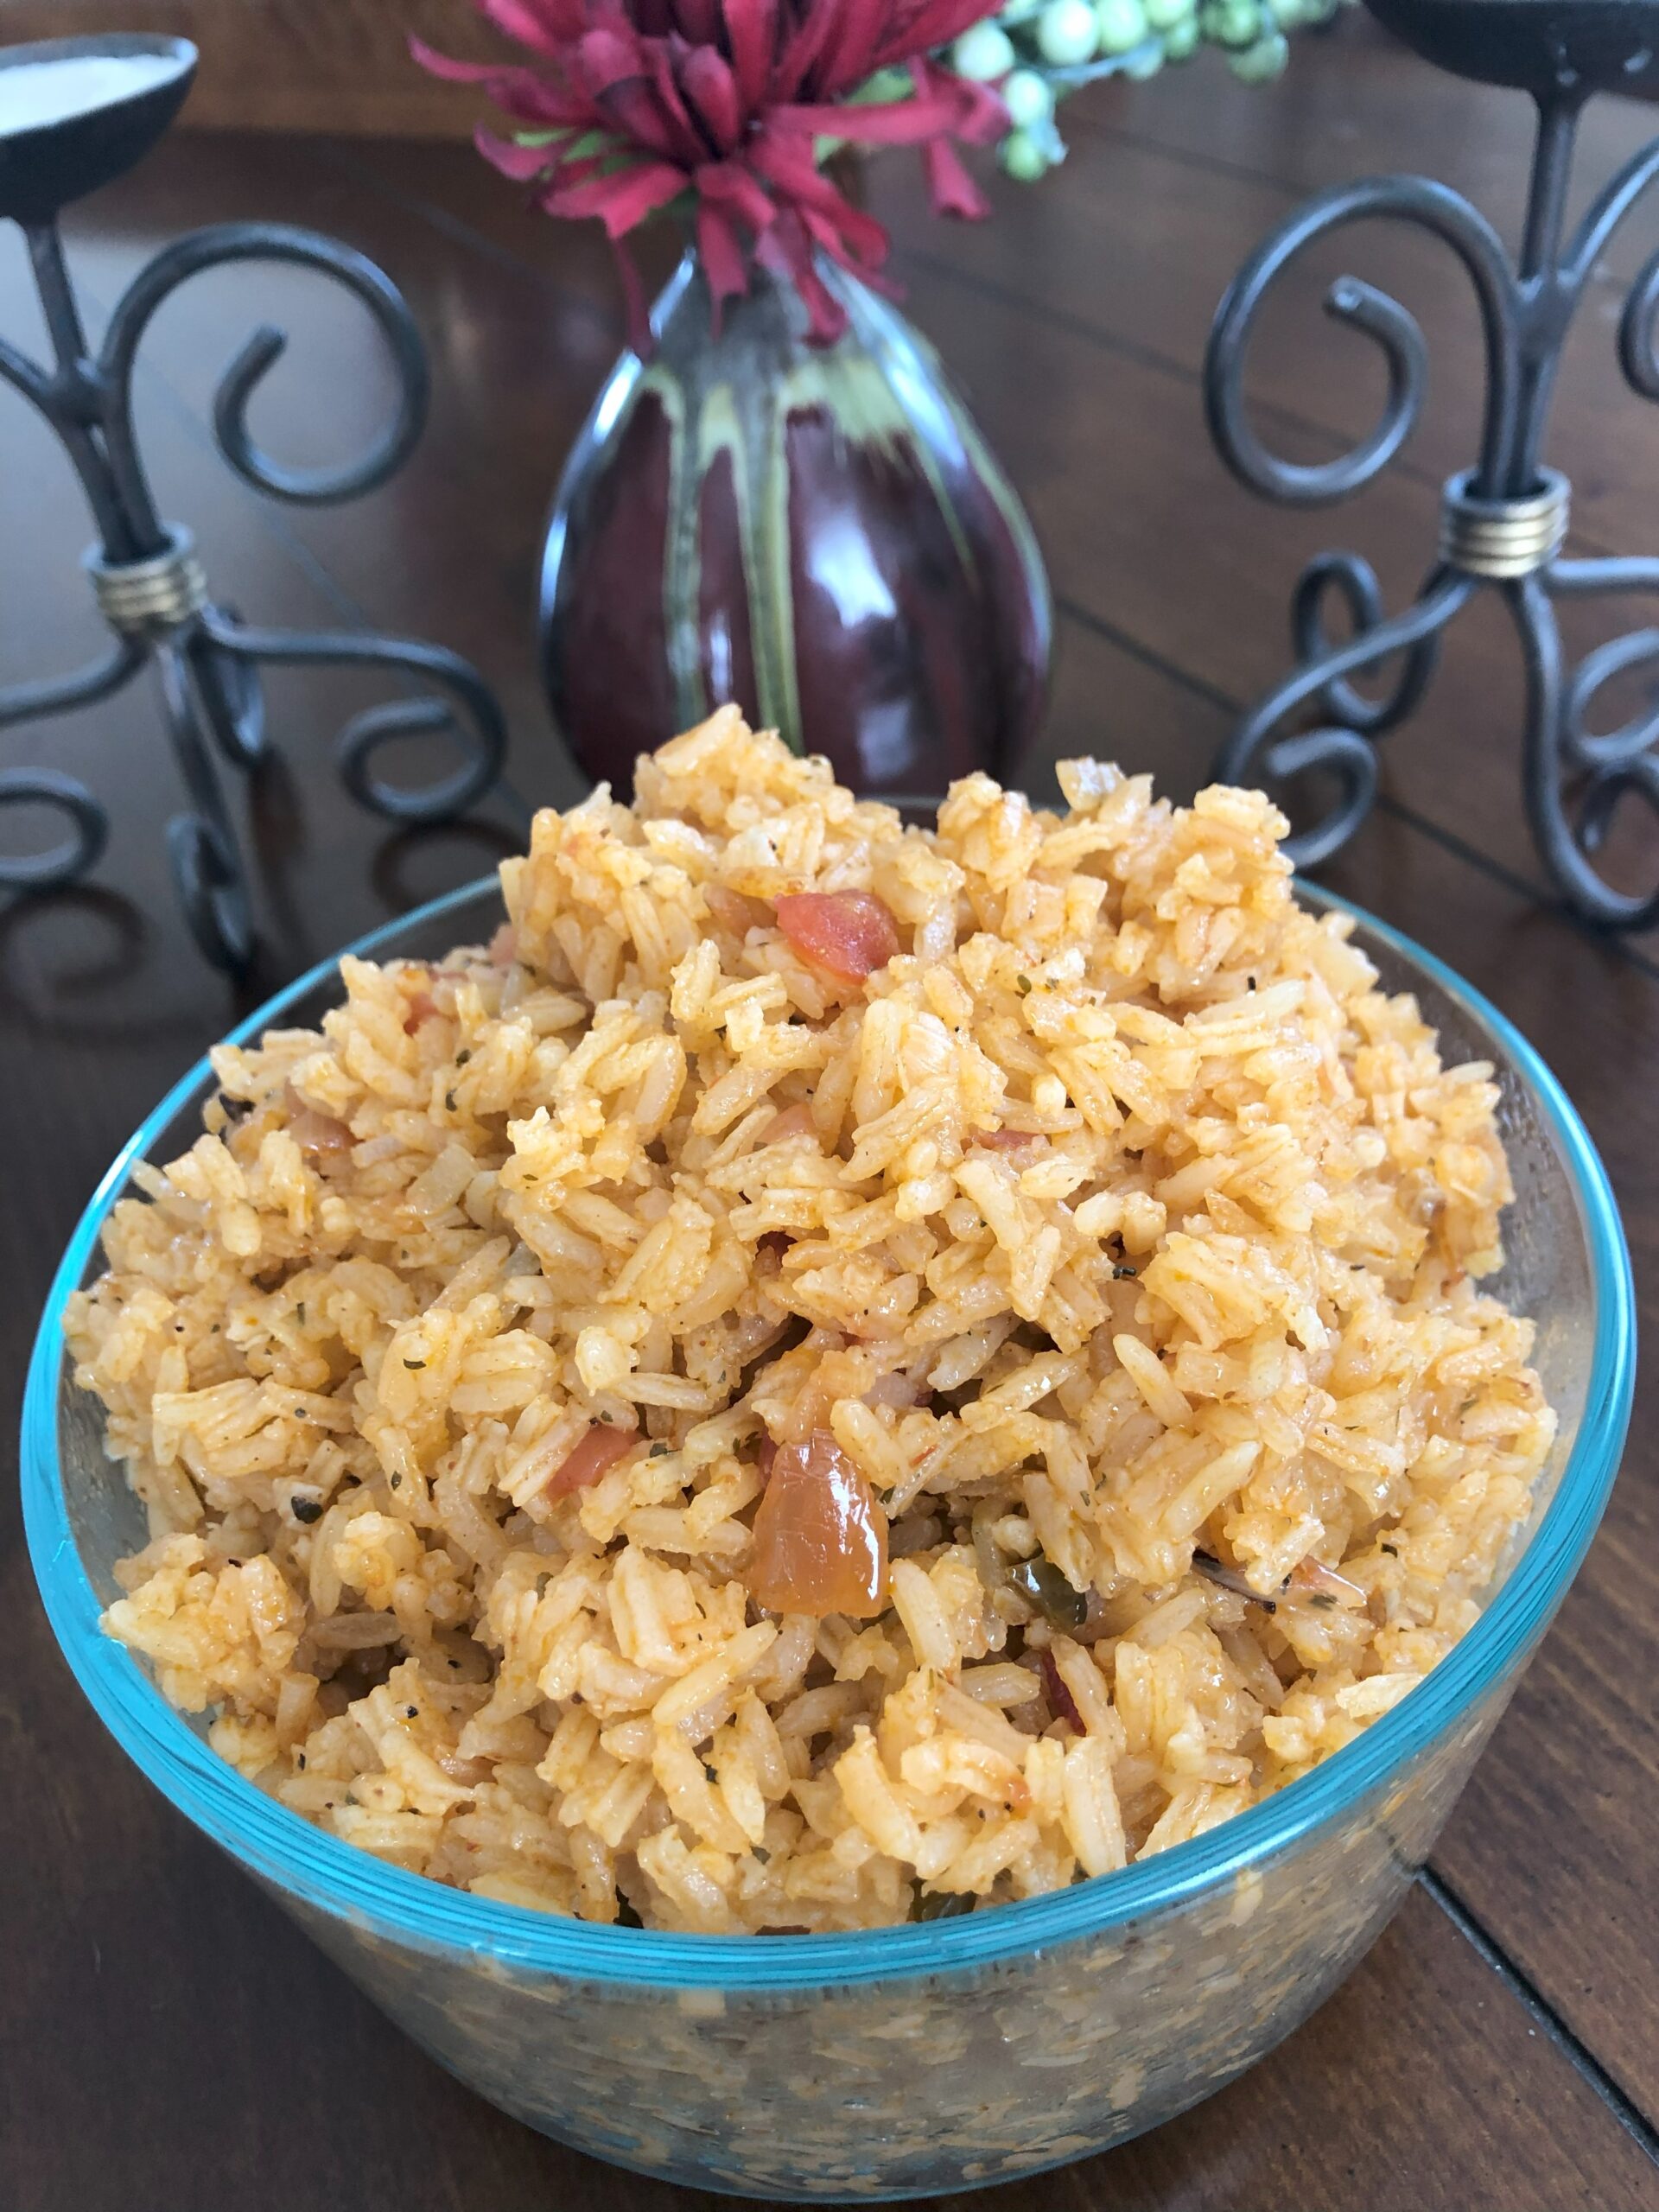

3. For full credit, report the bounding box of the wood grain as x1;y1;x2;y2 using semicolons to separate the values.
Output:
3;43;1658;2210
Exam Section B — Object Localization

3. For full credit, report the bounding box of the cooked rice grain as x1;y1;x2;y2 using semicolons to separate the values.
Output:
69;713;1554;1930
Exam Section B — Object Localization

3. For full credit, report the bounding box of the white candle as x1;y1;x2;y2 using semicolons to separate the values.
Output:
0;54;181;139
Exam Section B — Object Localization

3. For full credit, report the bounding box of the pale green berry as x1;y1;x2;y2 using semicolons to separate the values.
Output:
1229;26;1289;74
1095;0;1149;53
1035;0;1101;64
952;22;1018;79
1204;0;1260;41
1001;67;1057;128
1000;127;1051;180
1162;13;1200;54
1144;0;1195;27
1124;39;1163;73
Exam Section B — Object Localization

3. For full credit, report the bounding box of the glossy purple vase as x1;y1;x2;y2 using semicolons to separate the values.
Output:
538;250;1051;803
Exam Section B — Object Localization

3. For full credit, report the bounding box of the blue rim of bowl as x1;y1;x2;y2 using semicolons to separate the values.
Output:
22;877;1635;1991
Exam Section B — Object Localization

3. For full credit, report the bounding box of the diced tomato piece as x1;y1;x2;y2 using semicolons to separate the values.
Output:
547;1421;639;1499
283;1089;353;1156
1288;1557;1367;1609
772;892;899;982
704;884;772;938
488;923;518;969
971;1127;1041;1154
754;1433;778;1485
760;1103;817;1145
748;1430;887;1618
404;992;439;1036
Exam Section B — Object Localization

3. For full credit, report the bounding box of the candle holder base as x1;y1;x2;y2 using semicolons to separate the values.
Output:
1205;10;1659;931
0;38;506;973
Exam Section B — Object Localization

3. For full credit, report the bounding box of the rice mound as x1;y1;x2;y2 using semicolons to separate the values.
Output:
67;713;1555;1932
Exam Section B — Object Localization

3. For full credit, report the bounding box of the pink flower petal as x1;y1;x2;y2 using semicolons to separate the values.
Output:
641;40;710;162
479;0;588;55
814;0;887;99
721;0;779;111
475;126;560;181
877;0;1007;64
756;216;847;342
775;94;965;144
680;46;743;152
697;201;752;302
696;156;778;233
773;2;840;99
924;136;988;220
409;37;507;82
545;156;688;236
671;0;722;42
575;23;651;99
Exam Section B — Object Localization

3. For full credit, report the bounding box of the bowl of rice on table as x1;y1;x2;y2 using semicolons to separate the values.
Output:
25;713;1633;2198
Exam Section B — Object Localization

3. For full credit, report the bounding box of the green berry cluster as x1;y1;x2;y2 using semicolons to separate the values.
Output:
944;0;1345;178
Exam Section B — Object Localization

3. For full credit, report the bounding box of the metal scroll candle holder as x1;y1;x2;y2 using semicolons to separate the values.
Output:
1203;0;1659;930
0;35;506;972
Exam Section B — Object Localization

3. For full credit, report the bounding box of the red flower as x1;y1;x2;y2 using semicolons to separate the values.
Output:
414;0;1008;346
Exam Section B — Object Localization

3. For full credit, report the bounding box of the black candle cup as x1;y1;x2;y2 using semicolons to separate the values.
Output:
0;35;197;226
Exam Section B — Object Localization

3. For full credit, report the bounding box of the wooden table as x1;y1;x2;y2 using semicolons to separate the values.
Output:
3;19;1655;2209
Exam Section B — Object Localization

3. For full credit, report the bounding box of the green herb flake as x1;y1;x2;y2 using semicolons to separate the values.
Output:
1112;1265;1138;1280
404;1357;426;1370
912;1890;976;1923
390;1473;403;1490
1008;1554;1088;1630
455;1049;472;1065
1015;975;1033;995
445;1092;458;1113
405;1706;420;1719
1381;1542;1400;1558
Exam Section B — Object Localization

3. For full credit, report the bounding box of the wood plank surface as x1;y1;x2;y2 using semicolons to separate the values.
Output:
3;21;1657;2209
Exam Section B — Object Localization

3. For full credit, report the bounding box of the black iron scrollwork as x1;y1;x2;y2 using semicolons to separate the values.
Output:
1205;99;1659;929
0;217;505;971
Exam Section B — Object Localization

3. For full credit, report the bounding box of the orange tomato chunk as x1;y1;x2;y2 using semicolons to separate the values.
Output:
548;1421;638;1499
749;1430;887;1618
772;892;899;982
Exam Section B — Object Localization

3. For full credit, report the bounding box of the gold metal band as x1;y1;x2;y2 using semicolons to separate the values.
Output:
1438;469;1570;579
85;525;208;634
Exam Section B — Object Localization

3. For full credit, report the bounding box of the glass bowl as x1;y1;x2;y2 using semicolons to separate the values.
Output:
22;878;1634;2202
